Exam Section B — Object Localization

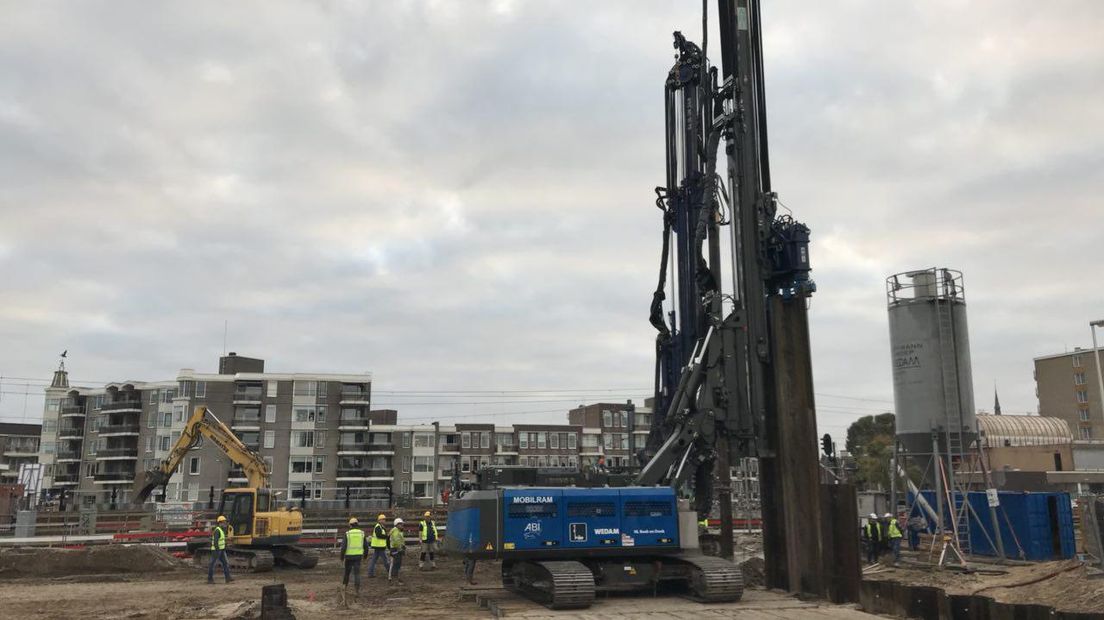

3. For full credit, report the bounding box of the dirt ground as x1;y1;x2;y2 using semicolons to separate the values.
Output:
866;555;1104;614
0;548;498;619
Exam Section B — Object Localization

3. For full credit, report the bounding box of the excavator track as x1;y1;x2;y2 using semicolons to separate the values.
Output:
675;554;744;603
503;560;596;609
192;546;274;573
273;545;319;569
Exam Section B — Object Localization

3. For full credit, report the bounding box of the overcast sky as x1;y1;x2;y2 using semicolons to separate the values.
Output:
1;1;1102;444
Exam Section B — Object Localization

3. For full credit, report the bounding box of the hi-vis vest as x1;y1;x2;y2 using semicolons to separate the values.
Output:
345;528;365;556
211;525;227;551
371;523;388;548
886;520;903;539
420;519;438;542
864;521;881;540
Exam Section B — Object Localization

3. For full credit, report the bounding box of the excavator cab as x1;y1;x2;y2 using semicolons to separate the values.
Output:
220;488;256;539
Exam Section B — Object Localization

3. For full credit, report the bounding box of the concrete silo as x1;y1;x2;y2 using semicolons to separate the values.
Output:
886;268;977;456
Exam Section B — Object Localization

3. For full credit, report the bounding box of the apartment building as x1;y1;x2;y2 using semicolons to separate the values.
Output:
567;401;651;469
0;423;41;484
38;353;372;505
1034;347;1104;471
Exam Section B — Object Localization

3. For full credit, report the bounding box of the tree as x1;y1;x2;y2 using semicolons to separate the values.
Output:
844;413;895;490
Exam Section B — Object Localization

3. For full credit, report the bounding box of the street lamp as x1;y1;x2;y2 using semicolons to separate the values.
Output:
1090;320;1104;438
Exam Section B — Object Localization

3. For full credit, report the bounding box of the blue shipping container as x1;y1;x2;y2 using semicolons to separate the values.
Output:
910;490;1074;561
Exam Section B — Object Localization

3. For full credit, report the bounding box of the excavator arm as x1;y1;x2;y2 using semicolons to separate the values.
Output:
132;405;269;504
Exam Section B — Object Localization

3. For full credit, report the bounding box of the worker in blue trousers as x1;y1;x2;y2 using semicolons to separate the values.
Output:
208;515;233;584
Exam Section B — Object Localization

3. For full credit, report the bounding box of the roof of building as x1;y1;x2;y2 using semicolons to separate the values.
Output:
977;414;1072;447
1033;346;1103;363
0;422;42;436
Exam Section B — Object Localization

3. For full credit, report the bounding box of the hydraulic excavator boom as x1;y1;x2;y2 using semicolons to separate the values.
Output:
133;405;267;502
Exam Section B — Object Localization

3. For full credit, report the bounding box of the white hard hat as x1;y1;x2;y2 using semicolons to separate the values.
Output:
883;513;893;518
869;513;878;519
394;517;404;525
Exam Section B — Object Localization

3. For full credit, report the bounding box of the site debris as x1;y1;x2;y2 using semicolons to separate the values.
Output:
0;544;182;579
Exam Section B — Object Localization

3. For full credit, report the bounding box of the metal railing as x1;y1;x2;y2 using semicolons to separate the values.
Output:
94;472;135;482
99;424;140;435
336;468;393;478
102;401;143;412
97;448;138;458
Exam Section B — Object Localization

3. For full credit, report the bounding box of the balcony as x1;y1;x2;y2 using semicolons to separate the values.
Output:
102;400;142;412
366;443;394;453
339;390;371;404
60;405;86;418
232;413;262;429
233;387;263;403
439;443;460;453
337;442;369;454
96;447;138;460
56;450;83;462
336;468;393;480
94;471;135;484
338;415;370;430
58;425;85;439
99;424;140;437
53;474;80;485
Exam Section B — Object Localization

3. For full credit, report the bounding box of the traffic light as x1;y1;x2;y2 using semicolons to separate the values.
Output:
821;433;833;457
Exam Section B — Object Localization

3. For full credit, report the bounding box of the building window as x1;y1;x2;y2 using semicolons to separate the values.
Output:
1076;390;1089;404
146;436;154;453
149;390;158;405
1073;355;1083;367
413;482;430;498
316;406;327;423
402;455;412;473
480;432;490;449
293;431;314;448
568;433;577;450
414;433;433;448
414;456;433;472
290;456;323;474
602;410;612;427
550;433;559;449
1081;409;1091;421
264;431;275;449
621;411;629;427
1075;372;1087;385
195;381;207;398
267;381;278;398
293;381;317;397
1081;427;1093;440
318;382;328;399
147;411;156;428
263;456;274;474
159;436;171;451
402;432;412;448
519;433;528;449
462;433;471;449
536;432;546;449
161;412;172;428
461;460;471;472
401;481;410;495
161;389;177;403
316;431;326;447
173;404;186;423
188;457;200;475
266;405;276;423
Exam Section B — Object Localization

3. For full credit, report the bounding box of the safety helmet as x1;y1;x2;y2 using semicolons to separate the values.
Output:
423;511;432;518
377;513;386;520
217;515;227;522
394;517;404;525
883;513;892;518
349;517;359;525
869;513;878;520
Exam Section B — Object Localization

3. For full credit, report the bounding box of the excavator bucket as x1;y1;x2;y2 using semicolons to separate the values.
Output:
132;469;171;505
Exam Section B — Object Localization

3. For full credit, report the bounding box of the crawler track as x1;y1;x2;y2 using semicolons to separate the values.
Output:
676;554;744;603
504;560;596;609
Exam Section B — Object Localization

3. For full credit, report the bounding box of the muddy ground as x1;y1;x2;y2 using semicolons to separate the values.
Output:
866;555;1104;614
0;548;497;619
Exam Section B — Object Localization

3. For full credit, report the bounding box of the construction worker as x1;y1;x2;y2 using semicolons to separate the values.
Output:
340;517;367;598
388;517;407;583
883;512;903;565
418;510;439;570
861;513;882;565
207;515;233;584
908;513;928;551
366;513;391;577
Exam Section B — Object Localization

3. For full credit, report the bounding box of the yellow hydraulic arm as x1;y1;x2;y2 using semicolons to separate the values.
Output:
133;405;269;503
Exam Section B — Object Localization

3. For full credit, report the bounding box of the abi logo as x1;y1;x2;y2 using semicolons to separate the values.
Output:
523;522;542;540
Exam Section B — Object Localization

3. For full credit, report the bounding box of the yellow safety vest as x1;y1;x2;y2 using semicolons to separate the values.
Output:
389;526;406;550
420;519;439;542
698;518;709;528
211;525;227;551
345;528;365;556
864;522;881;540
371;523;388;548
886;520;903;539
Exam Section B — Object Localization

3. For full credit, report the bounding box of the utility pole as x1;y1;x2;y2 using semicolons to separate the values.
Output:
1090;321;1104;434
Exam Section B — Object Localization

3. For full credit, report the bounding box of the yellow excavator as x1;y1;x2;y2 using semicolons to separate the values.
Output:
133;405;317;571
